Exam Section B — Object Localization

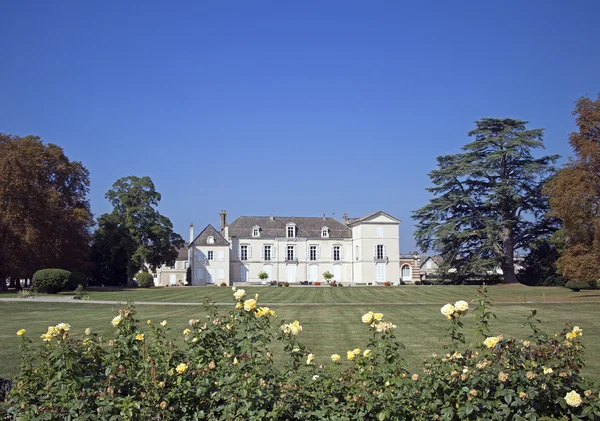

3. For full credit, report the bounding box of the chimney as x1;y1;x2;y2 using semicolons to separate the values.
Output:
189;222;194;243
323;213;326;221
343;213;348;225
219;210;227;234
270;214;274;221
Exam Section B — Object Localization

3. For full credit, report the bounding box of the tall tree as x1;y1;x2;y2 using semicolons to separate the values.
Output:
0;134;93;290
413;118;559;284
98;176;184;285
90;213;133;286
545;95;600;281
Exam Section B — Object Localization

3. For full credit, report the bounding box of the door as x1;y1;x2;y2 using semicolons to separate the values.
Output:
376;263;386;282
169;274;176;285
402;265;412;282
333;264;342;282
309;265;318;283
240;265;248;282
287;264;297;283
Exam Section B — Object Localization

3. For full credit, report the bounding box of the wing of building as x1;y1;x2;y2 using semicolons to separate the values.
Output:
188;210;402;286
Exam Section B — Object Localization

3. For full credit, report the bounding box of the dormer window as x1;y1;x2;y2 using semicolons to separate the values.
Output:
321;227;329;238
286;223;296;238
207;236;215;244
252;226;260;238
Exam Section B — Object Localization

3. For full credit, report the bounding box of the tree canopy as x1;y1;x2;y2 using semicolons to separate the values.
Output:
545;95;600;281
92;176;184;286
413;118;559;284
0;134;93;290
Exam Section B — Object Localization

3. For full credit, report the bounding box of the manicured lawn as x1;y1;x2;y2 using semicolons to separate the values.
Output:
1;288;599;383
2;284;599;304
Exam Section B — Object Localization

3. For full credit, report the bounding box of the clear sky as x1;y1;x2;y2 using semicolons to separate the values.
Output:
1;1;599;252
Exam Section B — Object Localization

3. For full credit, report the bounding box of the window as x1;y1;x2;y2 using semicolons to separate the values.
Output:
376;263;386;281
183;261;188;269
402;265;412;281
376;245;385;260
309;245;317;261
252;226;260;237
287;245;295;261
152;272;157;278
321;227;329;238
263;245;271;261
376;226;383;238
240;245;248;261
286;224;296;238
217;268;225;280
207;236;215;244
207;251;214;261
333;245;341;261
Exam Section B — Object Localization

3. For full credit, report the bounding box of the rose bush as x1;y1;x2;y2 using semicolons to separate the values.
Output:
2;287;600;420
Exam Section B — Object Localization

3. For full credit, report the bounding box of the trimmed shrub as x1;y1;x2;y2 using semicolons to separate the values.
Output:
136;272;154;288
68;272;88;290
220;282;227;287
329;282;337;287
384;281;391;286
565;280;590;292
283;282;290;287
32;269;71;294
257;271;269;281
415;281;422;285
323;271;334;282
277;283;283;287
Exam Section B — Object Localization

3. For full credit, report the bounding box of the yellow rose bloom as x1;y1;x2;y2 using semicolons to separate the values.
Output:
235;302;243;309
147;320;152;325
233;289;246;301
160;320;168;327
331;354;341;362
543;367;554;374
183;328;191;336
233;357;239;365
243;299;257;311
572;326;582;336
56;323;71;332
353;348;361;355
565;390;582;407
111;315;123;327
290;320;302;335
192;337;198;343
483;336;499;348
17;329;26;336
362;312;374;324
363;349;371;357
440;304;455;318
84;328;92;336
255;294;260;300
306;353;315;365
175;363;187;374
454;300;469;314
135;333;144;341
373;313;384;321
347;350;356;361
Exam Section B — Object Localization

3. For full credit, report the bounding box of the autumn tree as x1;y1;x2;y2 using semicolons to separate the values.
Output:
93;176;184;286
0;134;93;290
545;95;600;281
413;118;559;284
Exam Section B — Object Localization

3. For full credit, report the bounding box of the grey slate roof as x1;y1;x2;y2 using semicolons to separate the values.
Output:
228;216;352;239
190;224;230;247
347;210;401;225
176;245;189;261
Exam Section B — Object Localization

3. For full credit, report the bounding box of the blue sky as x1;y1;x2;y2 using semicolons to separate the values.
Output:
1;1;599;252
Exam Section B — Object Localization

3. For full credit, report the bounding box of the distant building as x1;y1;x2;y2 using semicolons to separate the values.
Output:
399;253;421;283
189;210;401;285
152;246;189;286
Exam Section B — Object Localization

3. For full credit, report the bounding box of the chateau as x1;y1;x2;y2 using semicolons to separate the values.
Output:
186;210;401;285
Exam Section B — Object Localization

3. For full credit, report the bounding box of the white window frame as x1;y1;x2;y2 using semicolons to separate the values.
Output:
309;245;317;261
333;245;341;261
286;245;295;261
402;264;412;281
207;251;214;261
252;226;260;238
321;227;329;238
207;236;215;244
263;245;272;261
240;245;248;261
286;223;296;238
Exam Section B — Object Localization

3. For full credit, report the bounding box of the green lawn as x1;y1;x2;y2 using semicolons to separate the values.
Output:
1;286;599;383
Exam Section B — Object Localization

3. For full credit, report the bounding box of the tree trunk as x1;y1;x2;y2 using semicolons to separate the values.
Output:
499;225;518;284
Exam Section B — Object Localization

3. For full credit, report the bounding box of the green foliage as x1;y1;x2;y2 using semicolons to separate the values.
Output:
257;271;269;281
94;176;185;286
518;234;566;286
4;291;600;420
68;271;89;290
32;269;71;294
565;280;590;292
413;118;560;284
323;271;334;281
136;272;154;288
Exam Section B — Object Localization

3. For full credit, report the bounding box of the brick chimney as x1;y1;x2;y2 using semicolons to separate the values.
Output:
219;210;227;234
189;222;194;243
343;213;348;225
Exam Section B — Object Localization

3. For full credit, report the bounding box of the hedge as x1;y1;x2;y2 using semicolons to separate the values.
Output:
32;269;71;294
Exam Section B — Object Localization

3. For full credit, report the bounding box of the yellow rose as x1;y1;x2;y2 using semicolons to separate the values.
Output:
175;363;187;374
84;328;92;336
331;354;341;362
353;348;361;355
255;294;260;300
135;333;144;341
572;326;582;336
347;350;355;361
440;304;455;318
363;349;371;357
233;357;239;365
564;390;582;407
233;289;246;301
17;329;26;336
411;374;419;381
543;367;553;374
192;337;198;343
373;313;384;321
235;302;243;309
454;300;469;314
290;320;302;335
243;299;257;311
483;336;499;348
147;320;152;325
362;312;374;324
183;328;191;336
306;353;315;365
56;323;71;332
111;315;123;327
160;320;168;327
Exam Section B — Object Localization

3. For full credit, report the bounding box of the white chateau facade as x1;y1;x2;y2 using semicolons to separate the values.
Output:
188;210;401;286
